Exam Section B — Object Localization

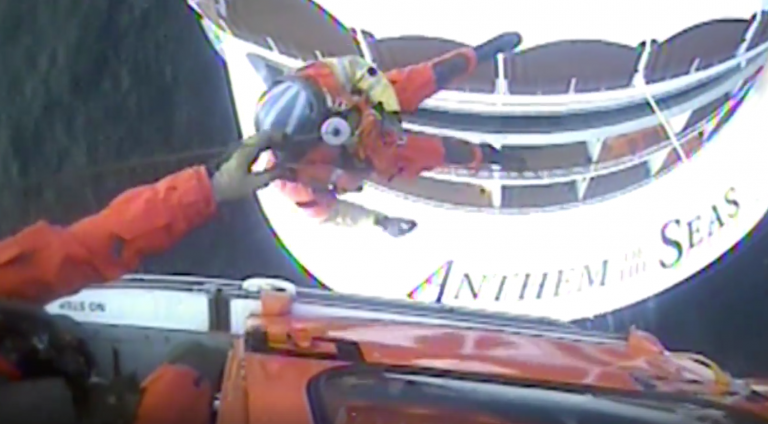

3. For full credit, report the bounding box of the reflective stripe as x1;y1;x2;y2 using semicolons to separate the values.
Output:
332;58;353;92
358;76;386;94
258;82;299;130
256;81;313;135
285;86;309;134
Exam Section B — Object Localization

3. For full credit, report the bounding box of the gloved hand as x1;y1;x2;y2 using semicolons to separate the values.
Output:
374;215;418;237
473;32;523;62
208;133;288;202
432;32;522;90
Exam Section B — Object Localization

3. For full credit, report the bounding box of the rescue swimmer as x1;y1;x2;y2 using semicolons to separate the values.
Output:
252;32;524;232
0;33;524;424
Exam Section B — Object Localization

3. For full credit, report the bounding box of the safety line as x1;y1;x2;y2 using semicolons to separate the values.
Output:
636;73;689;164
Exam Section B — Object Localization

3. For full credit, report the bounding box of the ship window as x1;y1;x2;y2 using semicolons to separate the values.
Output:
307;366;764;424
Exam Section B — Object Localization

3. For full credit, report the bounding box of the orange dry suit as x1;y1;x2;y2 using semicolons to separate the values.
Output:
0;166;220;424
296;48;487;178
267;41;519;225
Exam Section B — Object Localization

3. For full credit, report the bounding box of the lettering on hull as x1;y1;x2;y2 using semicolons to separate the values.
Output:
411;186;742;314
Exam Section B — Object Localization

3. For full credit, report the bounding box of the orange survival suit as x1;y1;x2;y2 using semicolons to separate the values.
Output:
0;167;223;424
263;33;524;224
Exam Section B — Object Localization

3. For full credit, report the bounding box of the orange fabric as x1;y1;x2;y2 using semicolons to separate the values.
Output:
265;48;482;216
365;47;478;178
371;133;446;180
297;61;400;167
385;63;438;113
266;150;337;221
385;47;477;113
292;145;343;189
297;58;450;178
0;166;217;306
274;178;337;221
134;363;214;424
295;62;354;103
355;108;402;168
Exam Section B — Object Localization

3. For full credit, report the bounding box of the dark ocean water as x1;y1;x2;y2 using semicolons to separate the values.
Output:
1;0;767;376
0;0;305;281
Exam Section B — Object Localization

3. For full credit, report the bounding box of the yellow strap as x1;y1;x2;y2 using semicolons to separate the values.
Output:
321;56;401;113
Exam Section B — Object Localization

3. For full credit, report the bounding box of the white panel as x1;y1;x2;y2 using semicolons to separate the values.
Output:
46;288;210;331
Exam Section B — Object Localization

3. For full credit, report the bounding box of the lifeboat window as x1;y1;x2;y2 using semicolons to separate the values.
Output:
307;367;764;424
